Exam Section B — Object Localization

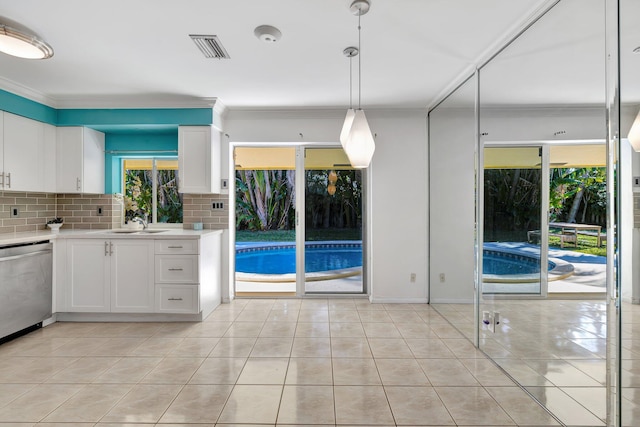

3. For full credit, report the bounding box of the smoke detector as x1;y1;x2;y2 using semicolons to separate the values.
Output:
254;25;282;43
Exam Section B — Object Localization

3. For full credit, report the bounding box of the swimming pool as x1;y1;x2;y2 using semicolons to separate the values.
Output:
483;250;555;275
235;242;573;283
482;246;573;283
236;243;362;275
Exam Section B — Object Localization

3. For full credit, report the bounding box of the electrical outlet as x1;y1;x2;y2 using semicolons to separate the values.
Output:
410;273;416;283
221;179;229;189
10;206;19;218
97;206;104;216
212;202;225;210
634;177;640;187
439;273;445;283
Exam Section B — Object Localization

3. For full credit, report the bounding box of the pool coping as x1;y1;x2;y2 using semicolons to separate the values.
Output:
482;243;575;283
235;240;363;282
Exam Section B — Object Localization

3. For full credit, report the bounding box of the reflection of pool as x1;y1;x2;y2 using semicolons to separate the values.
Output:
483;249;555;275
482;247;574;283
236;243;362;275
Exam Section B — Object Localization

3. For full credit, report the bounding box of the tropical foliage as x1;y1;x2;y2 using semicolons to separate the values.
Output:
236;170;296;231
125;169;183;223
235;169;362;239
484;166;606;242
305;169;362;235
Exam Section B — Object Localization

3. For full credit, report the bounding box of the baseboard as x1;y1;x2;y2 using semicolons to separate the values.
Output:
56;312;206;322
369;297;429;304
430;299;475;304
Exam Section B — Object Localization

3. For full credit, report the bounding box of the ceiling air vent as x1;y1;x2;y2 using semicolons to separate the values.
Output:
189;34;230;59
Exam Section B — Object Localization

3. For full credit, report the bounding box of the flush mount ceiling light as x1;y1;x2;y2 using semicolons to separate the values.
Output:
0;22;53;59
340;0;375;169
254;25;282;43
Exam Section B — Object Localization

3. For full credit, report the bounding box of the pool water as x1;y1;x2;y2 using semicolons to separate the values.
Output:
236;245;362;274
483;250;555;275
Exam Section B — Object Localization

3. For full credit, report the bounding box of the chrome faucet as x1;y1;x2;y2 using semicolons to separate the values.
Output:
132;214;148;229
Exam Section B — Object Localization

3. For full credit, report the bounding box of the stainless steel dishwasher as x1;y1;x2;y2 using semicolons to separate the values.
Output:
0;241;53;341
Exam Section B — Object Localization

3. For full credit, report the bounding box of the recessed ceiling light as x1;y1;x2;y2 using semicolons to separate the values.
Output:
254;25;282;43
0;23;53;59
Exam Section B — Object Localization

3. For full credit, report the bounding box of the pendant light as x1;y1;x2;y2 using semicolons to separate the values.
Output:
629;109;640;152
341;0;375;169
0;22;53;59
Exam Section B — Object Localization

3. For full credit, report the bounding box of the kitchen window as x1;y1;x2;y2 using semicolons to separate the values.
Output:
123;158;183;225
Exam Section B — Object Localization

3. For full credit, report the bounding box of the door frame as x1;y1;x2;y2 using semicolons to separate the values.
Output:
482;141;550;298
229;141;371;298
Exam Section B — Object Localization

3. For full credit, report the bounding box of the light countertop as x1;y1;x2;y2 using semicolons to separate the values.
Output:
0;228;223;246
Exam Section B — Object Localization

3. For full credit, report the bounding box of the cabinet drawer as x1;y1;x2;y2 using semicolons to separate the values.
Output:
156;255;198;283
156;285;199;313
155;240;198;255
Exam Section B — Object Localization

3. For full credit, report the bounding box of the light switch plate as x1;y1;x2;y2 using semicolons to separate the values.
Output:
10;206;19;218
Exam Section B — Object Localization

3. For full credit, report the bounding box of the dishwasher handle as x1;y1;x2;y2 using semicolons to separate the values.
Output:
0;249;52;263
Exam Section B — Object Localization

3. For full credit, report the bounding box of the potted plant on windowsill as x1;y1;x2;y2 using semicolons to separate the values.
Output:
46;217;63;232
123;196;144;229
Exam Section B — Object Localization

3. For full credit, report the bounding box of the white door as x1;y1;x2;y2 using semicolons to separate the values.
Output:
66;239;110;312
110;239;155;312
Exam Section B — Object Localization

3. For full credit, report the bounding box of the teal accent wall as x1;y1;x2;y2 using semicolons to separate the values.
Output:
105;132;179;194
0;89;57;124
0;90;213;194
57;108;212;126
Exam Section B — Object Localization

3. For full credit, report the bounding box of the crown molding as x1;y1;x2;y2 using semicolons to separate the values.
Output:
53;95;218;109
0;75;57;108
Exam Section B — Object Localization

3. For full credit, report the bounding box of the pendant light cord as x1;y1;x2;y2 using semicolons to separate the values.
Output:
358;11;362;110
349;53;353;110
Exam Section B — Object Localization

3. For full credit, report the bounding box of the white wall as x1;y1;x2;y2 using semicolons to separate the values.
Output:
428;107;476;303
224;109;429;303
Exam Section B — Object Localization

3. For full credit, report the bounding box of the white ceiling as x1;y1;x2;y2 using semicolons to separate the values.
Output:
0;0;557;110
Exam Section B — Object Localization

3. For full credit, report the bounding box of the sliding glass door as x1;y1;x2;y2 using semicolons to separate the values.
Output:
482;145;548;296
233;145;366;296
303;148;364;294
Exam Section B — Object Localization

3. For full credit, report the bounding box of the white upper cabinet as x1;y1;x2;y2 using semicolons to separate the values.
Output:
56;127;105;194
178;125;221;194
0;112;55;192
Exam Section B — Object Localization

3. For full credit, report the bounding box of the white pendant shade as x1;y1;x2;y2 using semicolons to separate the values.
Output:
629;110;640;152
340;108;356;150
345;109;375;168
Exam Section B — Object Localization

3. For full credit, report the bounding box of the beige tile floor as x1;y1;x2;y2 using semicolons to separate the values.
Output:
0;298;561;426
433;299;640;426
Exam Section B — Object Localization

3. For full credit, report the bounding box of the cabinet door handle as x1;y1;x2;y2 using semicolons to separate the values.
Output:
168;297;183;301
168;268;184;271
167;246;183;249
109;242;113;256
104;241;109;256
5;172;10;189
76;177;81;191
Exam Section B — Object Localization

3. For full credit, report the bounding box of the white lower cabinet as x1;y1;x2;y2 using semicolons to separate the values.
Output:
61;233;221;318
154;240;200;314
156;285;199;313
111;240;155;313
66;239;154;313
66;239;111;312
